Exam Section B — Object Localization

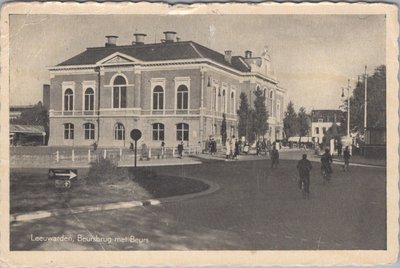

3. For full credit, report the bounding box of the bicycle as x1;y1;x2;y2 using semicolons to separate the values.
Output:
299;178;309;199
321;166;331;185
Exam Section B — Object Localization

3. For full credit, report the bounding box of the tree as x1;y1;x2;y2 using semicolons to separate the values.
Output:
252;89;269;139
297;107;309;139
344;65;386;133
283;101;298;138
237;92;250;140
221;113;227;145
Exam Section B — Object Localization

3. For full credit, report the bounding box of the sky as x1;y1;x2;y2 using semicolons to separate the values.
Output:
9;14;385;112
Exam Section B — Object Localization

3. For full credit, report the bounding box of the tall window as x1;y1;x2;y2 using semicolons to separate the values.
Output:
64;123;74;139
221;89;226;113
84;88;94;111
113;76;127;108
64;88;73;111
152;123;165;141
177;85;188;109
276;100;281;122
114;123;125;140
211;87;217;111
315;127;320;134
84;123;95;140
230;91;235;114
176;123;189;141
153;86;164;110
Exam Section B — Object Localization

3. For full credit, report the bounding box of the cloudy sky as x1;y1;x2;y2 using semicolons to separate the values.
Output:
9;14;385;111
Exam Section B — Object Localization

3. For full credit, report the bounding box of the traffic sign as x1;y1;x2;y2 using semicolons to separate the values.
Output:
130;129;142;141
48;169;78;180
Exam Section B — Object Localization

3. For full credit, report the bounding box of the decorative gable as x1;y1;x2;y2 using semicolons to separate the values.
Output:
104;55;132;64
97;52;140;65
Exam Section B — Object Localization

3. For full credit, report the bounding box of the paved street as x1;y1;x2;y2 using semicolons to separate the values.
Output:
10;157;386;250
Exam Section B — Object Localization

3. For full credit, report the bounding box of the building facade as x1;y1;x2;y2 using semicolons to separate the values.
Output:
48;32;285;148
311;110;342;144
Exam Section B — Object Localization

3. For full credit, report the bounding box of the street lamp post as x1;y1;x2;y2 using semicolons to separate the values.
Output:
341;79;351;138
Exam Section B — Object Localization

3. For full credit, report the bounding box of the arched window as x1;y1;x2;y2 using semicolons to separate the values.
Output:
230;91;235;114
153;86;164;110
64;123;74;139
176;123;189;141
152;123;165;141
84;123;95;140
221;89;226;113
84;88;94;111
269;90;274;99
263;88;267;97
177;85;188;110
114;123;125;140
64;88;73;111
113;76;127;108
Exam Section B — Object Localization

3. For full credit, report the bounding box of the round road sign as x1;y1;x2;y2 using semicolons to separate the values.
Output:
130;129;142;141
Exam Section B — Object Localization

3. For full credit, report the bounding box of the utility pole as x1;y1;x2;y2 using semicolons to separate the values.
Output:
347;79;350;137
364;65;368;131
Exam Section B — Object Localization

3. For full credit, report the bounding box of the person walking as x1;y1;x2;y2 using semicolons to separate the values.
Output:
92;141;98;152
337;142;343;158
225;138;231;160
234;138;240;160
177;141;184;159
270;146;279;168
297;154;312;199
161;141;165;159
343;146;351;171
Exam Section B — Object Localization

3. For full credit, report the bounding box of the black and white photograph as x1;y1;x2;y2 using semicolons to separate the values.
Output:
1;2;398;266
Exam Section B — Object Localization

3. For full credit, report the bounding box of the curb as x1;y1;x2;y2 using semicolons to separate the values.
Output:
10;177;220;223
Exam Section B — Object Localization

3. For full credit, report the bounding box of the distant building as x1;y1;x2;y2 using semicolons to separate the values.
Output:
47;31;285;148
311;109;343;144
9;105;35;120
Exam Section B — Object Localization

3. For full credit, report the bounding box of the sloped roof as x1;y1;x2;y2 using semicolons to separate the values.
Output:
311;110;343;122
57;41;251;72
10;124;45;134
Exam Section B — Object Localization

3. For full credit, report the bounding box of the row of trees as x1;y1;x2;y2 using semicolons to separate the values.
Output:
232;90;269;144
283;101;310;139
342;65;386;133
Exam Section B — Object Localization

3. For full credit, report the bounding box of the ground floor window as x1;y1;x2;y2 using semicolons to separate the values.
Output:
114;123;125;140
64;123;74;139
176;123;189;141
152;123;165;141
84;123;95;140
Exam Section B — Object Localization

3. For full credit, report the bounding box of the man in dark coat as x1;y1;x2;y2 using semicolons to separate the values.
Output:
297;154;312;196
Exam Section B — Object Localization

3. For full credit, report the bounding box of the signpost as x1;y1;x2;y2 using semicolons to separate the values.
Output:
48;169;78;189
130;129;142;167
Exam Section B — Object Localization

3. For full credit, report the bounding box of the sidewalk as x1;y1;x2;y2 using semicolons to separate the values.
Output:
10;155;201;169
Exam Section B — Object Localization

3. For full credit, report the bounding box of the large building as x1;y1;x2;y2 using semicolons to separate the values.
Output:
48;32;285;148
311;109;343;144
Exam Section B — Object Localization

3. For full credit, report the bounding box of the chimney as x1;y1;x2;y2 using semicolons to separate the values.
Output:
163;31;177;43
105;35;118;47
133;33;146;45
245;50;252;58
224;50;232;63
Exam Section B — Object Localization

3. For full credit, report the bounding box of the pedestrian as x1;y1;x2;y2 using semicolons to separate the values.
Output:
297;154;312;198
343;146;351;171
337;142;343;158
177;141;184;159
270;145;279;168
161;141;165;159
225;138;231;160
205;138;210;154
129;142;134;151
234;139;240;160
92;141;98;152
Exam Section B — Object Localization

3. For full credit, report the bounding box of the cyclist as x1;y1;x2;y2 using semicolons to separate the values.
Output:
297;154;312;198
321;148;333;177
